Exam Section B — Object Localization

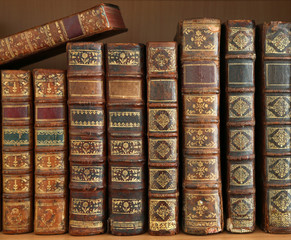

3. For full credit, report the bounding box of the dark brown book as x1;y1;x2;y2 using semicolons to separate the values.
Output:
67;42;106;235
33;69;68;234
146;41;179;235
1;70;33;234
176;18;223;235
0;3;127;68
106;43;146;235
257;21;291;233
224;20;256;233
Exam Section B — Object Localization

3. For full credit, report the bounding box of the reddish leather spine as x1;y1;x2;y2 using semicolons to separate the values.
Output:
1;70;33;234
106;43;146;235
67;42;106;235
146;41;179;235
257;21;291;233
176;18;223;235
0;3;127;67
224;20;256;233
33;69;68;234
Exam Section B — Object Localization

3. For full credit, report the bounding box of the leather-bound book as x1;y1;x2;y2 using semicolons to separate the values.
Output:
67;42;106;235
257;21;291;233
176;18;223;235
106;43;146;235
33;69;68;234
224;20;256;233
1;70;33;234
0;3;127;68
146;42;179;235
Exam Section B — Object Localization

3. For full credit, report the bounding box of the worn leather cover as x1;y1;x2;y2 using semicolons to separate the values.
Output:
176;18;223;235
33;69;68;234
146;42;179;235
0;3;127;68
67;42;106;235
1;70;33;234
106;43;146;235
224;20;256;233
257;21;291;233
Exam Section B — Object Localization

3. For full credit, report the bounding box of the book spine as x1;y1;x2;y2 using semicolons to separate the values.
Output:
0;3;126;66
67;42;106;236
224;20;256;233
1;70;33;234
178;18;223;235
258;21;291;233
146;42;179;235
33;69;68;234
106;43;146;235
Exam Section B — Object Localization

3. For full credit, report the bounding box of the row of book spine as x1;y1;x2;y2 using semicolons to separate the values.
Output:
0;19;290;235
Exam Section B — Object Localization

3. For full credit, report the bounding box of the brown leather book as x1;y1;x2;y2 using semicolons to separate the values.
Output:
176;18;223;235
67;42;106;235
257;21;291;233
0;3;127;68
106;43;146;235
1;70;33;234
224;20;256;233
146;41;179;235
33;69;68;234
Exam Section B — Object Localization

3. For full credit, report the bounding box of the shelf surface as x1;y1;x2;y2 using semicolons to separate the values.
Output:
0;229;290;240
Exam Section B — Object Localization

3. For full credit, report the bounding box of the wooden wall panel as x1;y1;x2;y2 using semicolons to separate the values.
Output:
0;0;290;69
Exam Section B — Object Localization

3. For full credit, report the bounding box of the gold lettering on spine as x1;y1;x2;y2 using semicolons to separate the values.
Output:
149;199;177;231
269;189;291;227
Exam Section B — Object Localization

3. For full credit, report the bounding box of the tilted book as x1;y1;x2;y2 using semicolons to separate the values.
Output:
176;18;223;235
224;20;256;233
146;41;179;235
0;3;127;68
257;21;291;233
67;42;106;235
1;70;33;234
33;69;68;234
106;43;146;235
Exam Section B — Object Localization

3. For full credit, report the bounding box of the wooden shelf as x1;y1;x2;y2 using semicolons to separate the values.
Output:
0;229;290;240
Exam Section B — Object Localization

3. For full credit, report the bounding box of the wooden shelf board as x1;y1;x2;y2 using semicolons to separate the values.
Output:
0;228;290;240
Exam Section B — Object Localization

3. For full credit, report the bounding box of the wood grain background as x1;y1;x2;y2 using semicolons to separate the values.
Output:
0;0;290;69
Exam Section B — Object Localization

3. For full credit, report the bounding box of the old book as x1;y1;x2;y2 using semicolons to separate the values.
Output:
1;70;33;234
257;21;291;233
0;3;127;68
224;20;256;233
106;43;146;235
176;18;223;235
67;42;106;235
33;69;68;234
146;41;179;235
